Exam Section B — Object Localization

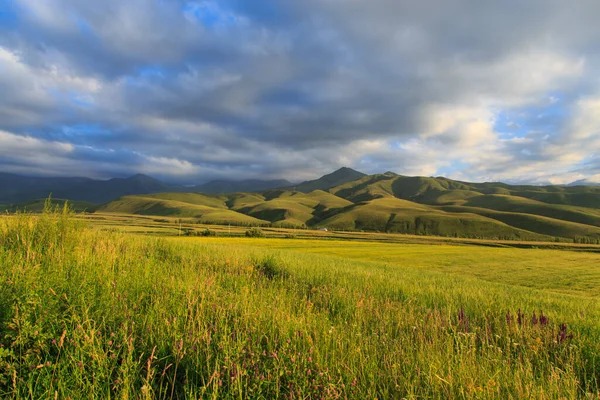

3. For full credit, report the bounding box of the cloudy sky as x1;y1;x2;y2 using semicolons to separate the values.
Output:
1;0;599;184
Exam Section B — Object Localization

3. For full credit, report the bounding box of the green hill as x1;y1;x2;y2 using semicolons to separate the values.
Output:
326;175;600;241
92;171;600;241
230;190;353;227
320;197;549;240
96;196;266;225
441;205;600;241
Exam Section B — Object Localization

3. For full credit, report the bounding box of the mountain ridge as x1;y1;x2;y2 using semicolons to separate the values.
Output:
3;168;600;241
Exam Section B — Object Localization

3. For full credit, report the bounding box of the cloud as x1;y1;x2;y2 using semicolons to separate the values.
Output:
0;0;598;184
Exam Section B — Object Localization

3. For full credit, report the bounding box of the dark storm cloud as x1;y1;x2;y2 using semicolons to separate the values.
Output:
0;0;599;183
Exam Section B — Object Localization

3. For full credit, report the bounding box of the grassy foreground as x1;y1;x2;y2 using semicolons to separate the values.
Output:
1;206;599;398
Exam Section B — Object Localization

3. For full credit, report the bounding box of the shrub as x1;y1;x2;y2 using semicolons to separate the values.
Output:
201;228;216;237
245;227;265;238
251;255;288;280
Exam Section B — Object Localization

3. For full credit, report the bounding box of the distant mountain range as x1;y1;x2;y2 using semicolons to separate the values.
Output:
567;179;600;187
2;168;600;241
0;172;294;204
0;172;173;204
0;167;366;204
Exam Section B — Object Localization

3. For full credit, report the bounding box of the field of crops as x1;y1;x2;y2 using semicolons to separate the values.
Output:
1;206;599;398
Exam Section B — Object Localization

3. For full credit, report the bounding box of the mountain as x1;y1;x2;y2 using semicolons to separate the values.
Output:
0;173;93;203
0;173;177;204
191;179;292;194
568;179;600;187
53;174;175;203
99;172;600;241
5;168;600;241
290;167;367;192
0;173;295;203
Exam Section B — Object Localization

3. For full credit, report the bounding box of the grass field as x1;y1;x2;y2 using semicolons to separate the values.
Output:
1;205;599;398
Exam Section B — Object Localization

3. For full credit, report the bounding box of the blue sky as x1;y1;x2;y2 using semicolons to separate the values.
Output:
0;0;599;184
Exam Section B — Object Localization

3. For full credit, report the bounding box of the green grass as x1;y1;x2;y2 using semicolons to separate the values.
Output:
1;204;600;398
196;238;600;298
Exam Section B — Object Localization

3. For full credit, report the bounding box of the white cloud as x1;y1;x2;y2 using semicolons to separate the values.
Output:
0;1;599;184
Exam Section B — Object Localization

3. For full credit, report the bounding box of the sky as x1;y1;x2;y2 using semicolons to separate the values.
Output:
0;0;599;185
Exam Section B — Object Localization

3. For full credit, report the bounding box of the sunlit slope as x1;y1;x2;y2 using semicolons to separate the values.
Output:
231;190;353;226
133;192;229;208
320;197;549;240
99;190;352;227
440;205;600;240
327;174;600;239
97;174;600;240
463;195;600;226
96;196;266;224
330;173;397;202
330;174;600;209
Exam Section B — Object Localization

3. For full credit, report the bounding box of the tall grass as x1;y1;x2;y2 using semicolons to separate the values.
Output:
0;204;599;398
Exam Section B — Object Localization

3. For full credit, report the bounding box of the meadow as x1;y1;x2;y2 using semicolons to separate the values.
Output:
0;204;599;398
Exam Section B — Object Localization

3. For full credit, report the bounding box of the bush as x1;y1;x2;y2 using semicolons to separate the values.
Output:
201;228;216;237
251;255;288;280
245;227;265;238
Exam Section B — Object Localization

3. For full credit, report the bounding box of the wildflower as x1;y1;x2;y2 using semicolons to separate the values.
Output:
531;312;538;326
539;311;549;327
458;307;469;332
517;309;524;326
557;324;573;343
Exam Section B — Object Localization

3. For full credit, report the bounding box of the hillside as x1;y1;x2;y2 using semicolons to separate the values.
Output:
8;168;600;241
230;190;353;227
326;174;600;241
290;167;367;192
96;195;267;225
320;197;550;240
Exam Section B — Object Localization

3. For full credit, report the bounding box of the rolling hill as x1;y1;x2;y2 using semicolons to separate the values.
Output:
96;194;266;225
6;168;600;241
325;174;600;241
